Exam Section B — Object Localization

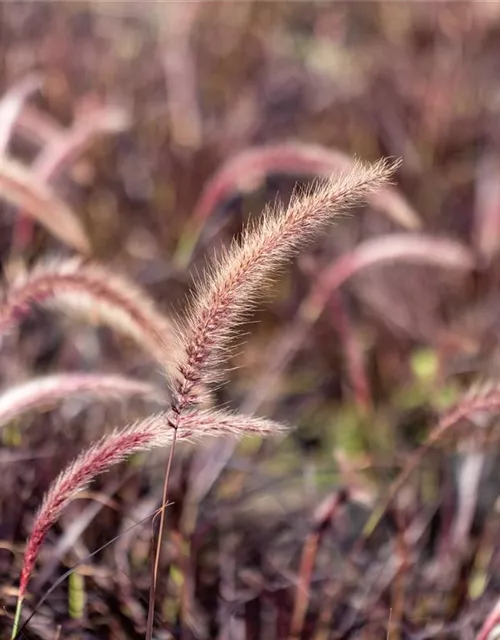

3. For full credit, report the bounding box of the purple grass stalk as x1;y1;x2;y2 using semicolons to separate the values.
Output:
0;259;180;382
477;597;500;640
0;373;164;428
172;159;399;417
363;379;500;544
30;102;129;182
0;74;41;157
10;101;129;255
0;157;90;253
190;142;419;229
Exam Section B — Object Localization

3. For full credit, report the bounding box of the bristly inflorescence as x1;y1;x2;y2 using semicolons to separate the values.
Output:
17;409;283;602
172;159;399;416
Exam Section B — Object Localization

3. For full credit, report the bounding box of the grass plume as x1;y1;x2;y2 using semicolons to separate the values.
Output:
0;259;180;382
176;143;418;264
364;379;500;542
0;74;41;157
173;158;399;415
192;144;418;230
0;157;90;253
0;373;164;428
14;409;283;614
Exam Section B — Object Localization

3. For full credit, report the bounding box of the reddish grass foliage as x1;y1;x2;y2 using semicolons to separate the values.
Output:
8;156;395;637
4;6;500;637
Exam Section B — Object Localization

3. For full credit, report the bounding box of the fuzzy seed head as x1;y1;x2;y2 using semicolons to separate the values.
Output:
174;159;398;410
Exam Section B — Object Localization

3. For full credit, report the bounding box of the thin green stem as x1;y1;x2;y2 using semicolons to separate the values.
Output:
11;595;23;639
145;425;178;640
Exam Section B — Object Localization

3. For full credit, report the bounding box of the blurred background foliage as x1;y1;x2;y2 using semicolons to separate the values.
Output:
2;2;500;638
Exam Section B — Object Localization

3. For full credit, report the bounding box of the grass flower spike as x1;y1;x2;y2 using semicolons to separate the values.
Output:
13;408;284;628
173;159;398;415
